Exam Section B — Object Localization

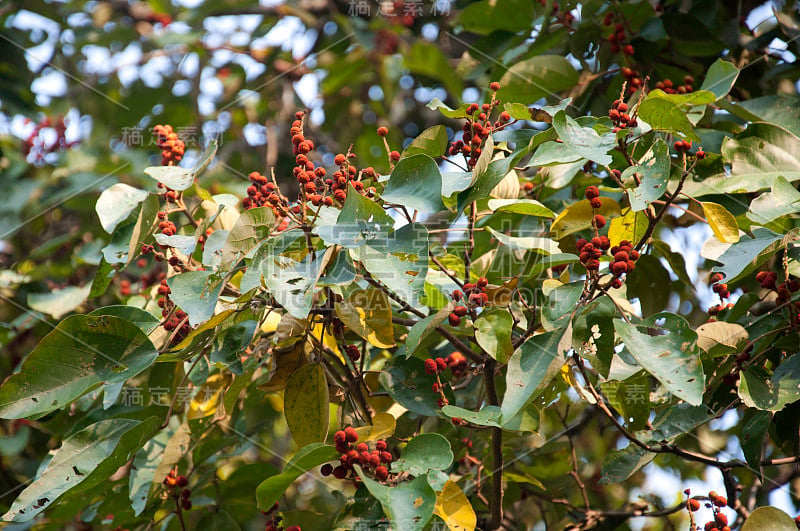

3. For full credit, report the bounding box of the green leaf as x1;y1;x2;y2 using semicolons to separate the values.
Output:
741;411;772;477
382;154;446;214
401;305;452;358
284;363;330;447
129;426;173;516
457;152;526;215
356;467;436;531
380;357;453;417
2;417;160;522
529;141;584;166
572;297;616;378
651;241;693;286
153;233;197;255
700;58;739;100
710;228;799;284
339;182;394;226
624;139;670;212
0;315;158;419
626;254;671;316
126;194;160;265
702;201;740;243
402;125;448;159
95;183;149;233
441;405;502;427
28;284;91;319
255;443;340;511
167;271;225;326
210;320;257;374
741;506;797;531
426;98;469;119
501;330;566;421
392;433;453;476
734;95;800;138
486;226;560;254
551;111;617;165
261;251;329;319
354;223;429;308
144;165;194;191
644;89;717;107
739;354;800;411
487;198;555;217
88;305;161;334
637;96;701;142
496;56;579;105
684;123;800;196
474;308;514;362
335;288;395;348
221;207;275;264
748;176;800;224
614;316;704;406
599;445;654;484
550;198;622;239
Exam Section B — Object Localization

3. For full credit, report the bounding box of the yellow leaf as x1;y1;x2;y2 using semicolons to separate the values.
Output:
550;198;622;240
335;288;395;348
170;309;235;352
257;340;308;392
354;412;396;442
284;363;330;447
189;373;232;420
311;322;342;361
260;310;283;334
608;207;649;247
702;201;740;243
434;481;477;531
483;277;518;307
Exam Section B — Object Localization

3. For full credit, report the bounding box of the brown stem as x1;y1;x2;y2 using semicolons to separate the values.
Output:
484;359;504;529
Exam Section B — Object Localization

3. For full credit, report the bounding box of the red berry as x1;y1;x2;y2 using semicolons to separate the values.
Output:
375;466;389;481
585;185;600;200
448;314;461;327
687;499;701;511
436;357;448;372
377;126;388;137
424;358;439;374
389;151;400;162
590;197;602;209
454;305;468;317
321;463;333;476
489;81;500;91
593;214;606;228
376;440;388;451
344;427;358;442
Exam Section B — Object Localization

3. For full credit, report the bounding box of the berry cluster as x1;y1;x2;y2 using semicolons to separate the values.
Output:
655;75;695;94
163;469;192;511
706;272;732;316
575;235;610;274
604;16;634;56
757;270;800;304
608;100;637;133
156;279;191;341
324;151;372;206
243;171;284;213
447;82;510;169
674;139;693;153
582;186;608;230
153;124;185;167
684;489;730;531
424;357;451;407
448;277;490;326
263;501;301;531
322;428;392;482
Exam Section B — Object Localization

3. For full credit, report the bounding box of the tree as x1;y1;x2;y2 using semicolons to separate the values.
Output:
1;0;800;529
